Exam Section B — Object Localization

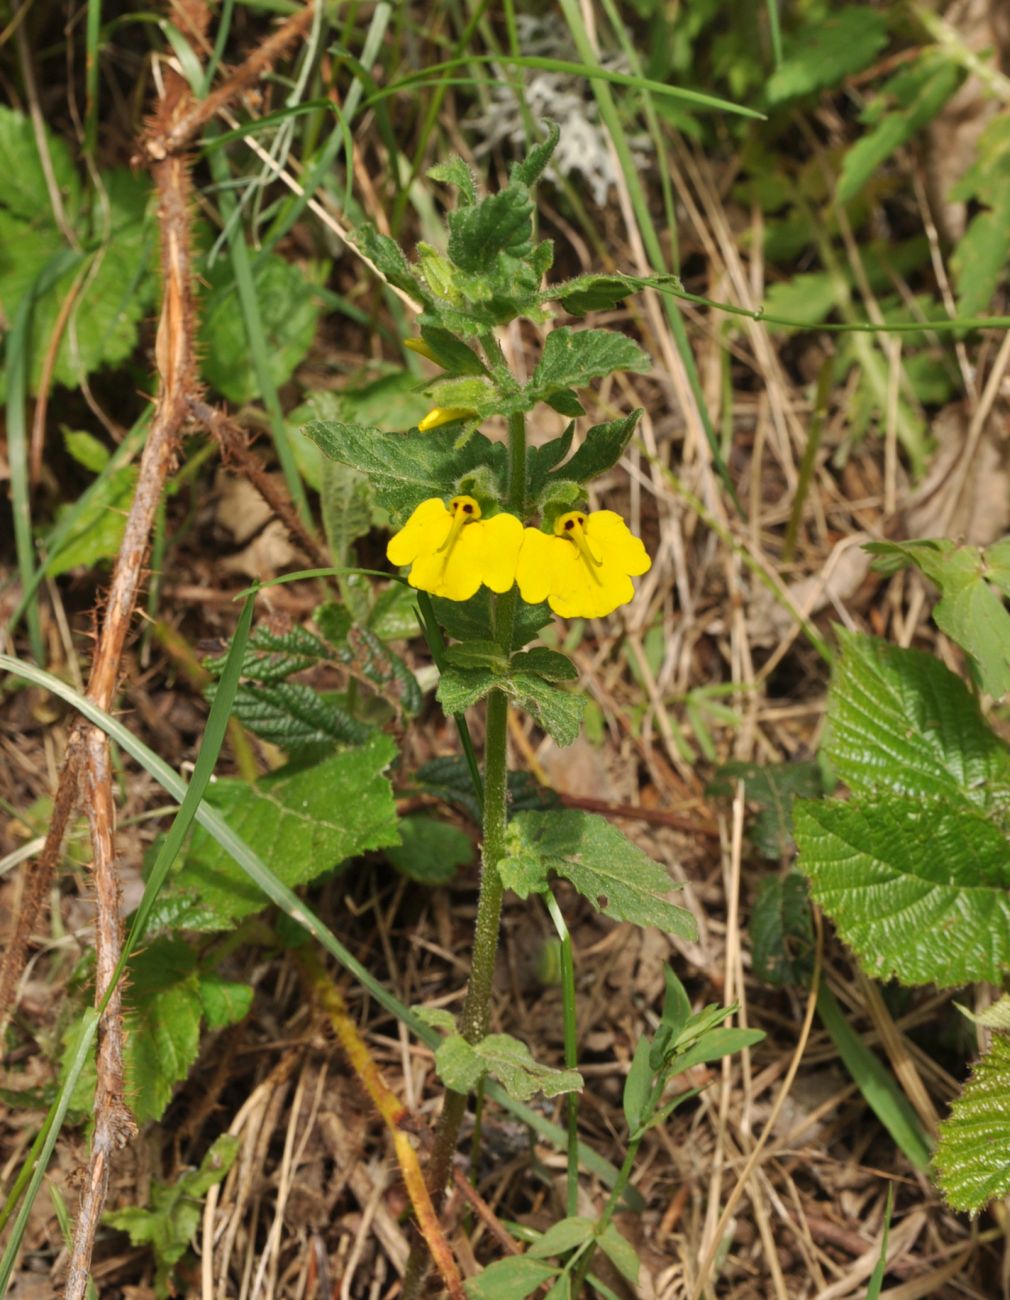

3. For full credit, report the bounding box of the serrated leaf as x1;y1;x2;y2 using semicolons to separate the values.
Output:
795;796;1010;987
956;995;1010;1031
766;7;889;106
226;681;371;756
437;666;498;714
837;56;962;203
509;121;560;188
509;673;584;748
428;155;477;204
105;1134;239;1298
445;640;511;673
550;410;642;484
352;223;426;301
866;539;1010;699
431;589;552;646
386;815;474;883
500;810;697;937
464;1257;560;1300
448;186;534;273
201;251;319;403
936;1034;1010;1212
510;648;578;682
153;735;400;931
750;872;815;987
528;1216;595;1258
0;104;79;222
123;938;203;1125
527;328;649;403
435;1031;582;1101
823;631;1010;805
197;975;254;1029
303;420;506;522
599;1224;640;1285
321;458;373;568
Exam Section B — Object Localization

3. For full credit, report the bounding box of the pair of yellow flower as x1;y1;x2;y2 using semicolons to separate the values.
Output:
387;495;651;619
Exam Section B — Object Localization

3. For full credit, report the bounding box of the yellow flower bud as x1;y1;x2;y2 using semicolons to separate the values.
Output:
418;406;478;432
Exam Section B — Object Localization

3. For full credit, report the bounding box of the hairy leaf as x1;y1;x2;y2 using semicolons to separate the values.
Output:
447;186;534;273
551;410;642;484
430;589;552;646
936;1034;1010;1212
500;810;697;937
509;672;584;748
303;420;507;521
527;328;649;403
154;734;399;931
435;1031;582;1101
386;815;474;883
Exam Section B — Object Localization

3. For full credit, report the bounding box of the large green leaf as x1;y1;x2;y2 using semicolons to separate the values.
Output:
527;328;649;403
435;1031;582;1101
823;630;1010;807
0;104;80;222
795;796;1010;986
936;1034;1010;1212
201;251;320;403
123;938;203;1125
153;734;400;930
303;420;507;521
105;1134;239;1298
867;539;1010;700
766;6;889;107
447;185;534;273
500;810;697;937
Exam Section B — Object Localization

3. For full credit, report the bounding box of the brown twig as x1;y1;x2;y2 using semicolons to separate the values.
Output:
189;396;330;570
557;791;721;837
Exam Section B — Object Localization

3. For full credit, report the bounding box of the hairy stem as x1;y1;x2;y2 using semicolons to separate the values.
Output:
403;411;526;1296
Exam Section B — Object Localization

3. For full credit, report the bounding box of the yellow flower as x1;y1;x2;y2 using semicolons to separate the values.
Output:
418;406;478;432
515;510;651;618
387;496;524;601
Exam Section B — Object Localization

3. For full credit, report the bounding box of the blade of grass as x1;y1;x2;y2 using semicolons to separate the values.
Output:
0;651;625;1192
0;596;253;1280
866;1184;894;1300
556;0;741;512
205;137;312;523
817;986;931;1171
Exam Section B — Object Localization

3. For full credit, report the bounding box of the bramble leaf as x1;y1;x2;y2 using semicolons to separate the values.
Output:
500;810;697;937
936;1034;1010;1212
105;1135;239;1298
750;872;815;987
866;539;1010;699
123;938;203;1125
201;251;320;403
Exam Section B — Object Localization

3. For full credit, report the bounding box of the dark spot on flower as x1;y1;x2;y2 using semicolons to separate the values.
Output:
564;519;574;530
463;503;474;514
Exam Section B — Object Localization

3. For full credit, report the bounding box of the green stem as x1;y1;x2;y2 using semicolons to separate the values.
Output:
402;412;526;1297
545;892;579;1218
571;1139;642;1297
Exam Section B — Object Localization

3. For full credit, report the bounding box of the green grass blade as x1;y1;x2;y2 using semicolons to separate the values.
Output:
0;597;253;1276
817;986;931;1171
556;0;741;513
0;651;623;1190
205;141;312;524
865;1184;894;1300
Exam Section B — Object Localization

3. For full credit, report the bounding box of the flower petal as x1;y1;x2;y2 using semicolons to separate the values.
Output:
471;513;524;593
387;498;450;566
516;528;556;606
585;510;651;577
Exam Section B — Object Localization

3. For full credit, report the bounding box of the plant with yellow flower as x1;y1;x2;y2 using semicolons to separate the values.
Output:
304;127;756;1297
